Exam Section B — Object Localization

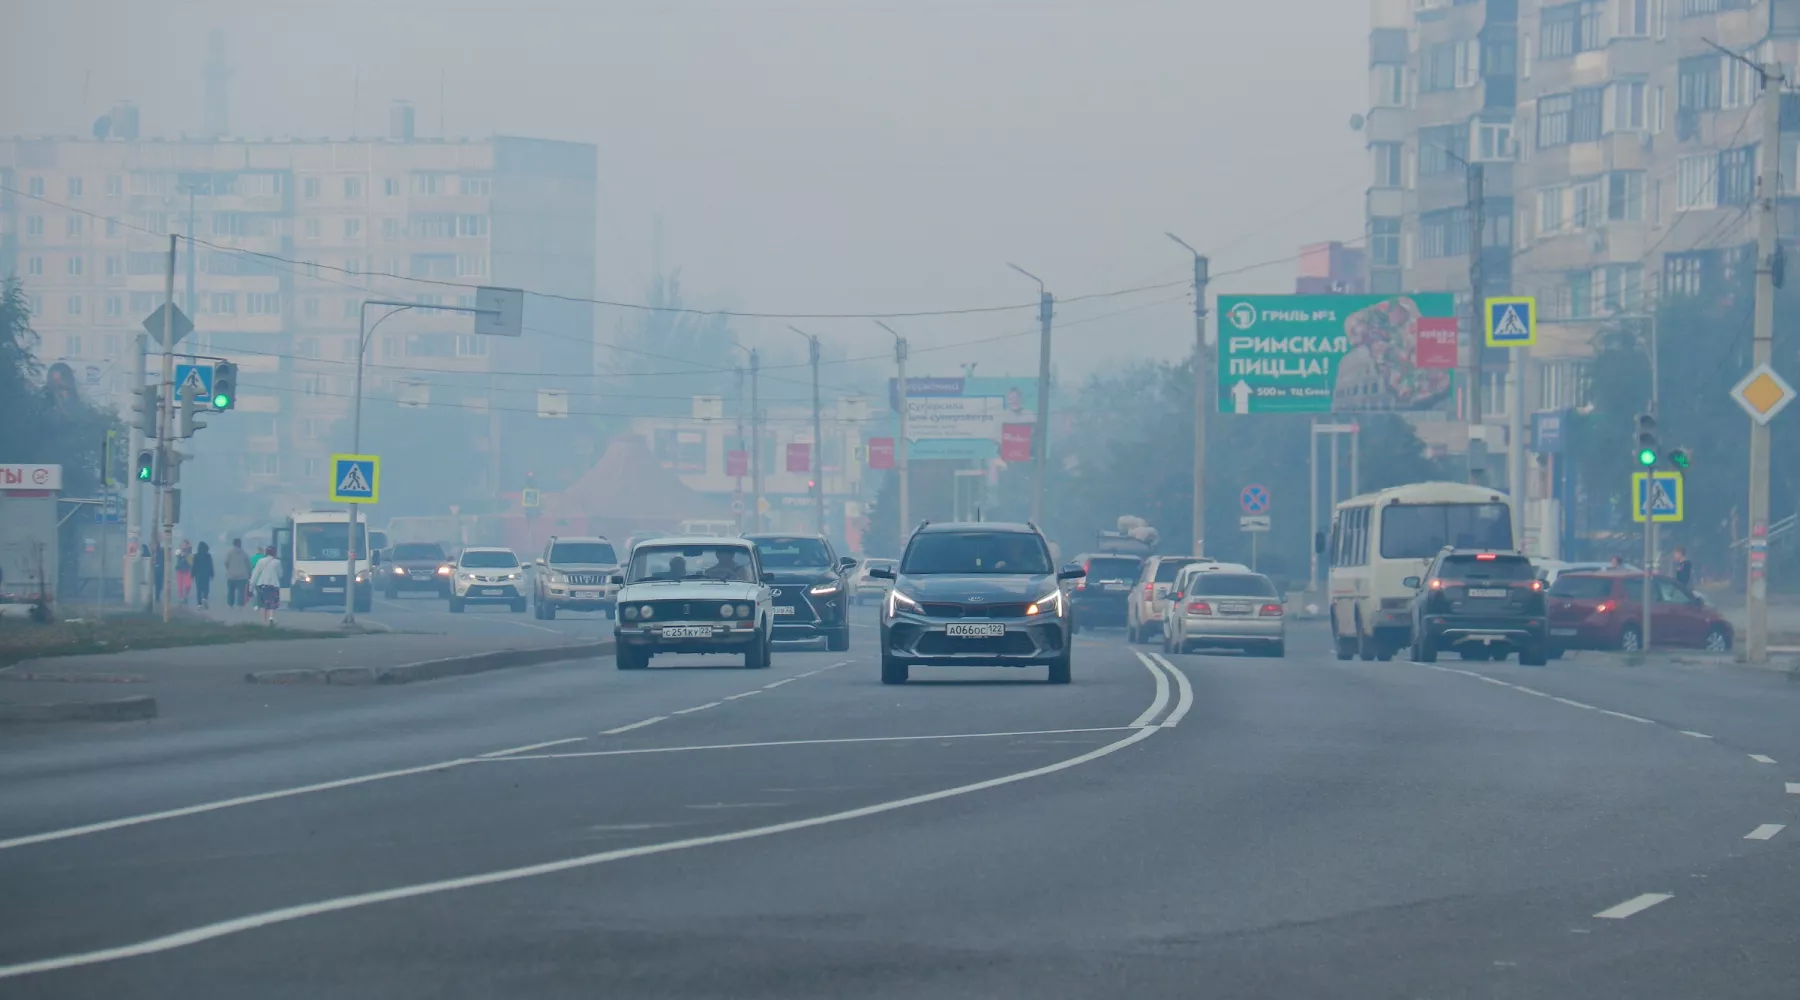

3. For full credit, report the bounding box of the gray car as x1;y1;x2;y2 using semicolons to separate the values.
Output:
1164;570;1286;657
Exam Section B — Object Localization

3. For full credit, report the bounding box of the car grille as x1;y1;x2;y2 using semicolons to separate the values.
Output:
637;599;745;621
771;588;819;623
564;572;610;586
918;602;1029;619
916;632;1037;655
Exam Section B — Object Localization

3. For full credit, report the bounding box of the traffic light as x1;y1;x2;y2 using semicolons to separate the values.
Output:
1670;447;1691;470
135;450;154;482
210;361;237;411
178;392;209;438
1634;413;1658;467
131;383;161;438
160;447;190;487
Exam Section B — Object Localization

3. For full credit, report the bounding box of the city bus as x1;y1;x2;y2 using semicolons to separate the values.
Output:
1324;482;1514;661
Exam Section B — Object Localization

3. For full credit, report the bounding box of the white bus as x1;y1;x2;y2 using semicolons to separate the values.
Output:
1324;481;1514;661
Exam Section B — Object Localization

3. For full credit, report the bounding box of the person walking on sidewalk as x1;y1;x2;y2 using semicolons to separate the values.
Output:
176;541;194;604
249;545;284;626
223;538;252;609
191;541;216;609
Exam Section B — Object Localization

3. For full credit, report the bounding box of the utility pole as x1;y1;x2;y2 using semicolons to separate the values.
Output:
1746;57;1785;664
788;327;826;537
876;321;909;543
158;234;177;623
126;332;146;609
750;348;764;532
1167;233;1210;556
1008;263;1053;526
1467;161;1487;485
735;365;747;534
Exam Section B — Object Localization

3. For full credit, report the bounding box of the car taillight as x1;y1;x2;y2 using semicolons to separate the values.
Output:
1429;578;1445;590
1187;601;1212;615
1475;553;1497;560
1595;601;1612;614
1258;603;1283;617
1528;579;1543;591
1145;583;1154;597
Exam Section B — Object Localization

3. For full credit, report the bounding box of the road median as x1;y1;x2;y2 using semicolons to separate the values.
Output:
245;640;615;686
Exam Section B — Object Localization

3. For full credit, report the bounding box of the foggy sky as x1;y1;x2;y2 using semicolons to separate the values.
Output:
6;0;1368;385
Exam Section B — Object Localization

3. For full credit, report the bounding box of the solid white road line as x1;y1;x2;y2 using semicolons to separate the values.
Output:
0;759;474;852
1512;686;1551;698
1745;824;1786;841
1679;731;1714;739
1599;709;1653;724
1749;754;1777;764
1477;675;1512;687
478;727;1141;761
1593;893;1674;920
1130;652;1171;728
0;724;1165;979
599;716;667;736
477;738;588;759
1551;696;1595;709
762;678;796;689
1149;653;1195;728
1785;783;1800;795
672;702;721;715
722;690;762;701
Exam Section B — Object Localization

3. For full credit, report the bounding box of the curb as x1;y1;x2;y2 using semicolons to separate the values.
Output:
0;695;158;724
244;641;615;686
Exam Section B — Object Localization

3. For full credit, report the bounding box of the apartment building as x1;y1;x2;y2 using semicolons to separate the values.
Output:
0;102;596;524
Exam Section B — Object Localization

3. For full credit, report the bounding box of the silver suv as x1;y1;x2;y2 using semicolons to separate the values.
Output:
532;535;622;620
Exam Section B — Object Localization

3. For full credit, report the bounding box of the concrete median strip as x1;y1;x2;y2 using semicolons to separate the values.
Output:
244;641;615;687
0;695;157;723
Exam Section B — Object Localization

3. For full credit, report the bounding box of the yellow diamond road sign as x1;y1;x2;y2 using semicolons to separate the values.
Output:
1731;364;1797;426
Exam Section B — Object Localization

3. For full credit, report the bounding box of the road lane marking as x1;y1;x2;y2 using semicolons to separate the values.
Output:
1130;652;1170;728
1148;653;1195;728
0;723;1165;979
1476;675;1512;686
762;678;796;689
599;716;667;735
1749;754;1777;764
1593;893;1674;919
1745;824;1786;841
477;727;1141;761
1786;783;1800;795
477;738;587;758
1551;696;1595;710
0;759;474;852
1512;686;1551;698
1679;731;1714;739
723;691;762;701
672;702;721;715
1599;709;1653;724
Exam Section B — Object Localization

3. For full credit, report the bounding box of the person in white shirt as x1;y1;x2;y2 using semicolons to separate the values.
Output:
248;546;285;626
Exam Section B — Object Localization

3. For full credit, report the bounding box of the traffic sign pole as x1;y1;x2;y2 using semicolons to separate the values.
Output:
1747;59;1785;664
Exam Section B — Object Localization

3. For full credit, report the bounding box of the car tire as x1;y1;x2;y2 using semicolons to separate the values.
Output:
616;645;649;670
510;598;527;614
827;625;850;652
1519;644;1548;667
881;654;909;685
745;629;771;669
1356;632;1376;662
1046;648;1072;685
448;597;464;613
542;603;557;621
1414;631;1437;663
1704;625;1731;653
1618;623;1642;652
1269;641;1286;659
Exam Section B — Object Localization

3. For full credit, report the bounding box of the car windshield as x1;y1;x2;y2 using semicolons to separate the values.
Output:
295;522;368;562
460;550;519;569
1084;557;1141;581
391;542;446;561
630;544;755;582
1380;503;1513;559
1549;575;1615;599
1437;555;1535;581
1188;573;1279;597
1155;559;1197;582
901;532;1052;575
751;537;832;568
550;542;618;565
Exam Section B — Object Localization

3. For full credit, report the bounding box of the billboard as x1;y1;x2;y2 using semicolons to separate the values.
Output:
1216;294;1458;414
887;376;1038;461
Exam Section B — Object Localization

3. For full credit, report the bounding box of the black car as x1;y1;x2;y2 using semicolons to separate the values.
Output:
1407;549;1549;665
382;541;451;598
1065;552;1144;630
743;533;855;651
870;522;1085;685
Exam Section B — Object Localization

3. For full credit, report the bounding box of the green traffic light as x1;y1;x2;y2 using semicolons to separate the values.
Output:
212;392;230;409
1637;448;1657;467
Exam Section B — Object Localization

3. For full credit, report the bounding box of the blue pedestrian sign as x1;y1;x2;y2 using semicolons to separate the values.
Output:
329;453;381;504
1631;471;1683;524
1240;483;1271;515
1485;296;1536;348
173;364;213;402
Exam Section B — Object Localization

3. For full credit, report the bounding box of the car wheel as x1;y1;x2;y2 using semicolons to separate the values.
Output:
745;629;770;669
827;625;850;652
1269;641;1286;659
1704;625;1731;653
881;653;909;685
1046;648;1072;685
1519;644;1549;667
511;598;527;614
1356;630;1376;662
542;603;556;621
616;645;649;670
1415;631;1437;663
1618;623;1642;652
448;597;464;613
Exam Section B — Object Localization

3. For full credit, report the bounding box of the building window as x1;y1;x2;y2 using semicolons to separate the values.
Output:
105;295;122;318
129;291;157;314
1679;55;1722;111
457;334;490;357
25;215;42;238
384;218;404;240
105;174;122;197
1539;185;1567;233
303;177;321;199
1676;154;1718;210
66;334;82;356
1563;270;1595;319
1419;123;1470;177
383;177;400;197
458;175;492;196
1607;171;1645;221
66;295;82;317
1540;2;1602;59
66;215;83;237
67;176;83;198
1719;145;1757;206
1481;370;1510;419
1371;64;1407;107
66;255;83;276
1422;41;1457;92
410;172;446;195
344;298;359;319
1537;93;1573;148
1483;33;1517;80
1652;86;1666;133
25;256;41;275
1571;87;1604;142
212;292;238;314
104;217;119;237
344;218;363;240
1420;207;1470;260
1608;79;1647;131
1724;55;1759;110
1603;264;1645;312
455;253;489;277
300;218;320;240
1372;143;1404;187
455;214;489;237
1570;178;1603;229
27;176;43;197
1475;122;1514;161
345;176;364;199
303;296;319;319
247;292;281;315
1370;217;1400;267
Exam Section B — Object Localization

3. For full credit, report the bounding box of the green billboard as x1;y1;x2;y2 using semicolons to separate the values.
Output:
1216;293;1458;414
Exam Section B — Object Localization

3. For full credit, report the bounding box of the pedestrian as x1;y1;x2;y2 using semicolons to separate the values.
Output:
224;538;252;609
152;544;166;605
176;540;193;604
249;544;284;626
1673;546;1693;589
192;541;215;609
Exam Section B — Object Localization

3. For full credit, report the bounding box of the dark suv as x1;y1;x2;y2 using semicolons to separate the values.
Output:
743;533;855;651
869;522;1085;685
383;541;451;599
1407;549;1548;665
1066;553;1144;631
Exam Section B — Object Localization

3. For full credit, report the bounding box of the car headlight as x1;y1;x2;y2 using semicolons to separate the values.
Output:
295;571;312;584
886;588;922;616
546;572;565;585
392;566;406;576
623;605;639;620
505;572;522;580
436;565;452;576
1026;589;1063;617
719;602;735;618
354;571;369;583
458;572;474;581
639;604;654;620
809;581;842;596
736;603;752;618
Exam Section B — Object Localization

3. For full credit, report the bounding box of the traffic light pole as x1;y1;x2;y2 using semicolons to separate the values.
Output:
159;235;177;623
126;332;146;609
1746;61;1783;664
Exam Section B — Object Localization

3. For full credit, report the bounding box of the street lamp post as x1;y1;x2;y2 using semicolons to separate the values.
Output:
1165;232;1211;557
875;321;909;546
1007;263;1053;527
787;326;826;537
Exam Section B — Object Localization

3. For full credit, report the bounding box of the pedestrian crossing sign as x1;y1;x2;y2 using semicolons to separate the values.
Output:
1485;296;1537;348
173;363;213;402
1631;470;1683;523
329;453;380;504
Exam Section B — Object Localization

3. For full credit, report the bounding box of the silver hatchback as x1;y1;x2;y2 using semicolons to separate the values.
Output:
1165;571;1286;657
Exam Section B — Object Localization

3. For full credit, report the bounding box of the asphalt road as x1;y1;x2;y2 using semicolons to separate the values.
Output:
206;588;624;641
5;615;1800;998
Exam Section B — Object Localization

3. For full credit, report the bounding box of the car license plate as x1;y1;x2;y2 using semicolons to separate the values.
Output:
411;572;430;580
1104;583;1128;591
1551;628;1578;636
773;606;796;615
322;586;343;594
946;623;1005;638
1469;633;1506;643
479;588;504;596
576;590;599;600
663;625;713;638
1468;587;1508;598
1220;602;1252;614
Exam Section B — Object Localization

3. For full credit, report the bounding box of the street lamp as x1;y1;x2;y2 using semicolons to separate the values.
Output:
1166;231;1210;557
1006;263;1054;527
875;320;909;543
786;326;826;537
342;300;416;625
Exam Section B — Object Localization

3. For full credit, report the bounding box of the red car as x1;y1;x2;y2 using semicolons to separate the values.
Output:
1546;571;1733;653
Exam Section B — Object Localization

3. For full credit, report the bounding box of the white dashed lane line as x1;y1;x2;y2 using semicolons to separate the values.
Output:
672;701;721;715
478;738;588;759
1750;754;1777;764
723;690;762;701
1680;731;1714;739
1745;824;1786;841
600;716;668;735
1785;783;1800;795
1593;893;1674;920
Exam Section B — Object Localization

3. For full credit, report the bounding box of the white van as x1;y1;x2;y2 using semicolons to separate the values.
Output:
272;510;374;612
1324;482;1514;661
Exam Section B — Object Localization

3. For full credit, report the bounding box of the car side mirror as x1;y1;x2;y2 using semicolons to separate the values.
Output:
608;573;625;586
1402;576;1421;589
761;573;776;584
839;556;857;569
1058;567;1086;581
1169;591;1183;602
1314;531;1326;554
535;557;546;566
867;566;894;580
